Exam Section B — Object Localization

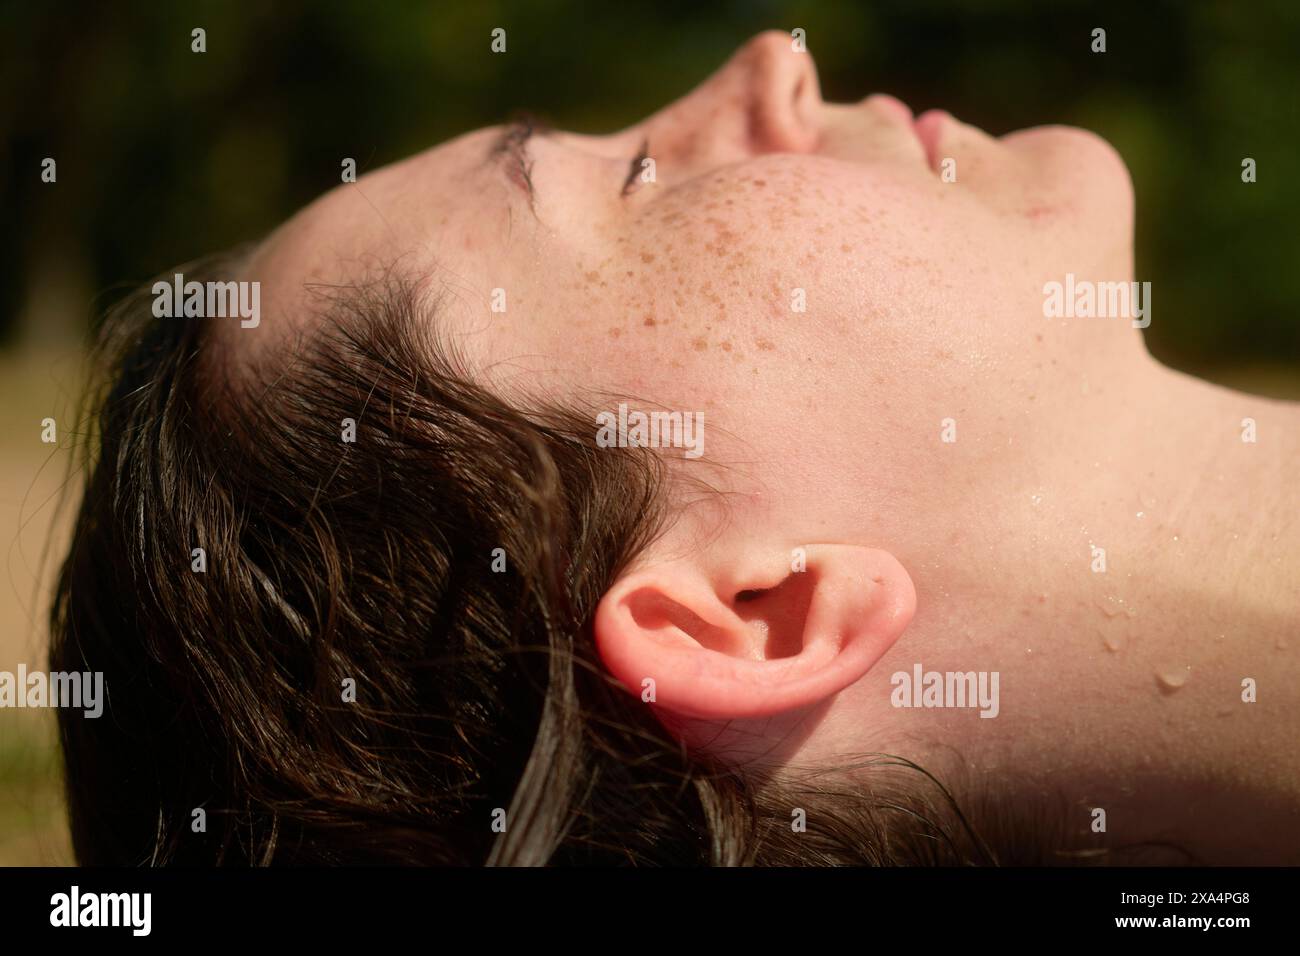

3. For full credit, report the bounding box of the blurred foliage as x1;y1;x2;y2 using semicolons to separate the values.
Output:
0;714;70;865
2;0;1298;380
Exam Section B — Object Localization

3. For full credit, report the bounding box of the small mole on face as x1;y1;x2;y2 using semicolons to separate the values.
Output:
641;252;656;263
643;315;657;327
693;336;708;351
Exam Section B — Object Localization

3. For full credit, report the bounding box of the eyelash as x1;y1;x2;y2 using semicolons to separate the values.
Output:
622;139;650;197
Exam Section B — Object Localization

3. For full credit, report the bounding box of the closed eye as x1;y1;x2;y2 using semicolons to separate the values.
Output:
490;118;651;202
622;139;650;196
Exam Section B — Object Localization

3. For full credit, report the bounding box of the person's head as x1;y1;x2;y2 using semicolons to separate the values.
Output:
53;32;1146;864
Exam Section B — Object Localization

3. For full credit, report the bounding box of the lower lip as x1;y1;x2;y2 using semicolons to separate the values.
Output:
912;109;948;168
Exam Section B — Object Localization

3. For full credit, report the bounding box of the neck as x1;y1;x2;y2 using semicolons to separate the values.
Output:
904;350;1299;863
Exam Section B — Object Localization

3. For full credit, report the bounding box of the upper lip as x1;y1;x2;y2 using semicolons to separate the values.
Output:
864;94;936;169
912;109;946;171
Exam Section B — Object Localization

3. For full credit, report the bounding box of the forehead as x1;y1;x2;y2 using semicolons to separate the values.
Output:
242;128;511;339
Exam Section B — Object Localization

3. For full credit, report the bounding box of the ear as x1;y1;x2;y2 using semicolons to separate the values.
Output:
593;544;915;720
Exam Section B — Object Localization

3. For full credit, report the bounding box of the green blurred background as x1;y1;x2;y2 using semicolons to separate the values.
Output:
1;0;1297;865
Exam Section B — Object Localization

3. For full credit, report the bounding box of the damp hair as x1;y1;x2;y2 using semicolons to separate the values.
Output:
50;251;1131;866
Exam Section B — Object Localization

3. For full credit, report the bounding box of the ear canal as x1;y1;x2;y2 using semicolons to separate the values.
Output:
729;571;815;660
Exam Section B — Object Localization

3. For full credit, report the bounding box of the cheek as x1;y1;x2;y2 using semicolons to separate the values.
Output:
561;176;981;384
499;157;1077;405
613;161;934;332
580;171;818;358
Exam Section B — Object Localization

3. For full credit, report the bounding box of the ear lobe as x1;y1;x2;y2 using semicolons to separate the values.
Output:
593;545;916;720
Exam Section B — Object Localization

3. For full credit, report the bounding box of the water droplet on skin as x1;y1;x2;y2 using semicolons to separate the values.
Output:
1156;667;1191;694
1135;511;1145;518
1104;635;1122;653
1098;595;1128;618
1030;493;1043;506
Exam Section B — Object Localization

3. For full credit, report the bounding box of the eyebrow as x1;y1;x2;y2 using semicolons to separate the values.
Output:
485;116;554;210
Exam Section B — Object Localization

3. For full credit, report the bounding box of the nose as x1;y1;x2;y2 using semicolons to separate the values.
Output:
643;31;822;167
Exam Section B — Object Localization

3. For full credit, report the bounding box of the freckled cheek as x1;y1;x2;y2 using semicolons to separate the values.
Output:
535;183;854;362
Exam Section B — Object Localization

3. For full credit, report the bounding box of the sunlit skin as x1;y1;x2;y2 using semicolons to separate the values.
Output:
238;33;1300;863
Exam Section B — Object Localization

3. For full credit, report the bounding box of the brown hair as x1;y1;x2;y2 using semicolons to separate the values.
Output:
50;253;1061;866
